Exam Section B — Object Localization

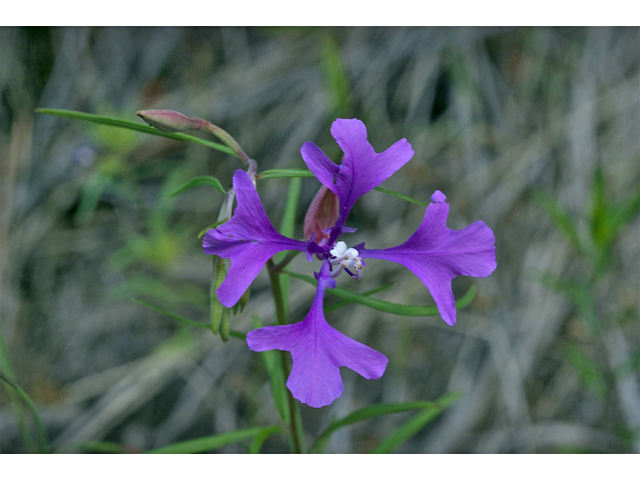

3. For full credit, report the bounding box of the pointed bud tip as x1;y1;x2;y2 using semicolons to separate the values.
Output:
136;109;204;133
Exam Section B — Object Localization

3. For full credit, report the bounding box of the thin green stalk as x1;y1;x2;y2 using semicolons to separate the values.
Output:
0;371;50;453
0;330;37;453
273;250;302;273
267;259;305;454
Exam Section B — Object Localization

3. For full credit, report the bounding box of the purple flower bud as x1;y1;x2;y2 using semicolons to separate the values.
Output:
136;109;205;133
303;185;340;244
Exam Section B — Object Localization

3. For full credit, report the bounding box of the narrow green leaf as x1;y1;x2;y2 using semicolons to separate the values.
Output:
132;298;209;330
310;398;453;453
324;282;396;313
590;166;608;249
35;108;235;156
373;186;430;207
564;343;607;403
249;426;282;454
286;271;476;317
278;177;301;244
168;176;226;197
0;371;50;453
131;298;246;340
257;169;315;179
65;441;130;454
525;269;600;333
74;173;112;227
322;32;352;115
533;189;582;252
145;427;278;454
611;189;640;233
0;325;37;453
370;392;461;453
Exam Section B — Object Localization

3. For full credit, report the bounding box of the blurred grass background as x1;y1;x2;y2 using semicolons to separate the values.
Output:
0;26;638;453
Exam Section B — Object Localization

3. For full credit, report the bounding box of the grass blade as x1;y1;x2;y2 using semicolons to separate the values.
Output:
0;371;50;453
145;426;280;453
564;343;607;403
369;391;461;453
310;399;450;453
132;298;246;340
533;188;582;252
249;426;282;454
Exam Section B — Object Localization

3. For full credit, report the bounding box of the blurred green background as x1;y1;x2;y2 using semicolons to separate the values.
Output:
0;27;638;453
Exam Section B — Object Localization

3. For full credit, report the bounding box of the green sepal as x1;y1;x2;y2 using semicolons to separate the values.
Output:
210;256;228;336
220;307;231;342
235;286;251;315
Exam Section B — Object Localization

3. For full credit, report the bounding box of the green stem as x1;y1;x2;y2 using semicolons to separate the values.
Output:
202;123;251;167
267;259;305;454
272;250;302;273
0;371;50;453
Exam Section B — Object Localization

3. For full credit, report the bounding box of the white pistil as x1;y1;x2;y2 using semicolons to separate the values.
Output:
329;241;364;279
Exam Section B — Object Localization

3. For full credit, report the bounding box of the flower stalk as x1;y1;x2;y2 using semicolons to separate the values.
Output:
267;258;305;454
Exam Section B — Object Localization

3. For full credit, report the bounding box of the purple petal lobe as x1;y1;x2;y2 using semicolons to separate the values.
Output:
360;193;496;326
203;170;308;307
431;190;446;203
300;142;340;196
301;119;414;231
246;260;387;408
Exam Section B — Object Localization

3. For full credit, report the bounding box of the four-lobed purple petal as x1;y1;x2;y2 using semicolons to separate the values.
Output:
301;118;414;233
203;169;308;308
246;260;388;408
358;190;496;326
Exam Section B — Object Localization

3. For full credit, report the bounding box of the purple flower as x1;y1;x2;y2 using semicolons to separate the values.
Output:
203;118;496;407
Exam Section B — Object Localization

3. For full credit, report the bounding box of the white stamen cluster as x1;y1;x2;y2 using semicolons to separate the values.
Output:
329;241;364;279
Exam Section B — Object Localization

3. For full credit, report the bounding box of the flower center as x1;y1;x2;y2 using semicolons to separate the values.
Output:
329;241;364;279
